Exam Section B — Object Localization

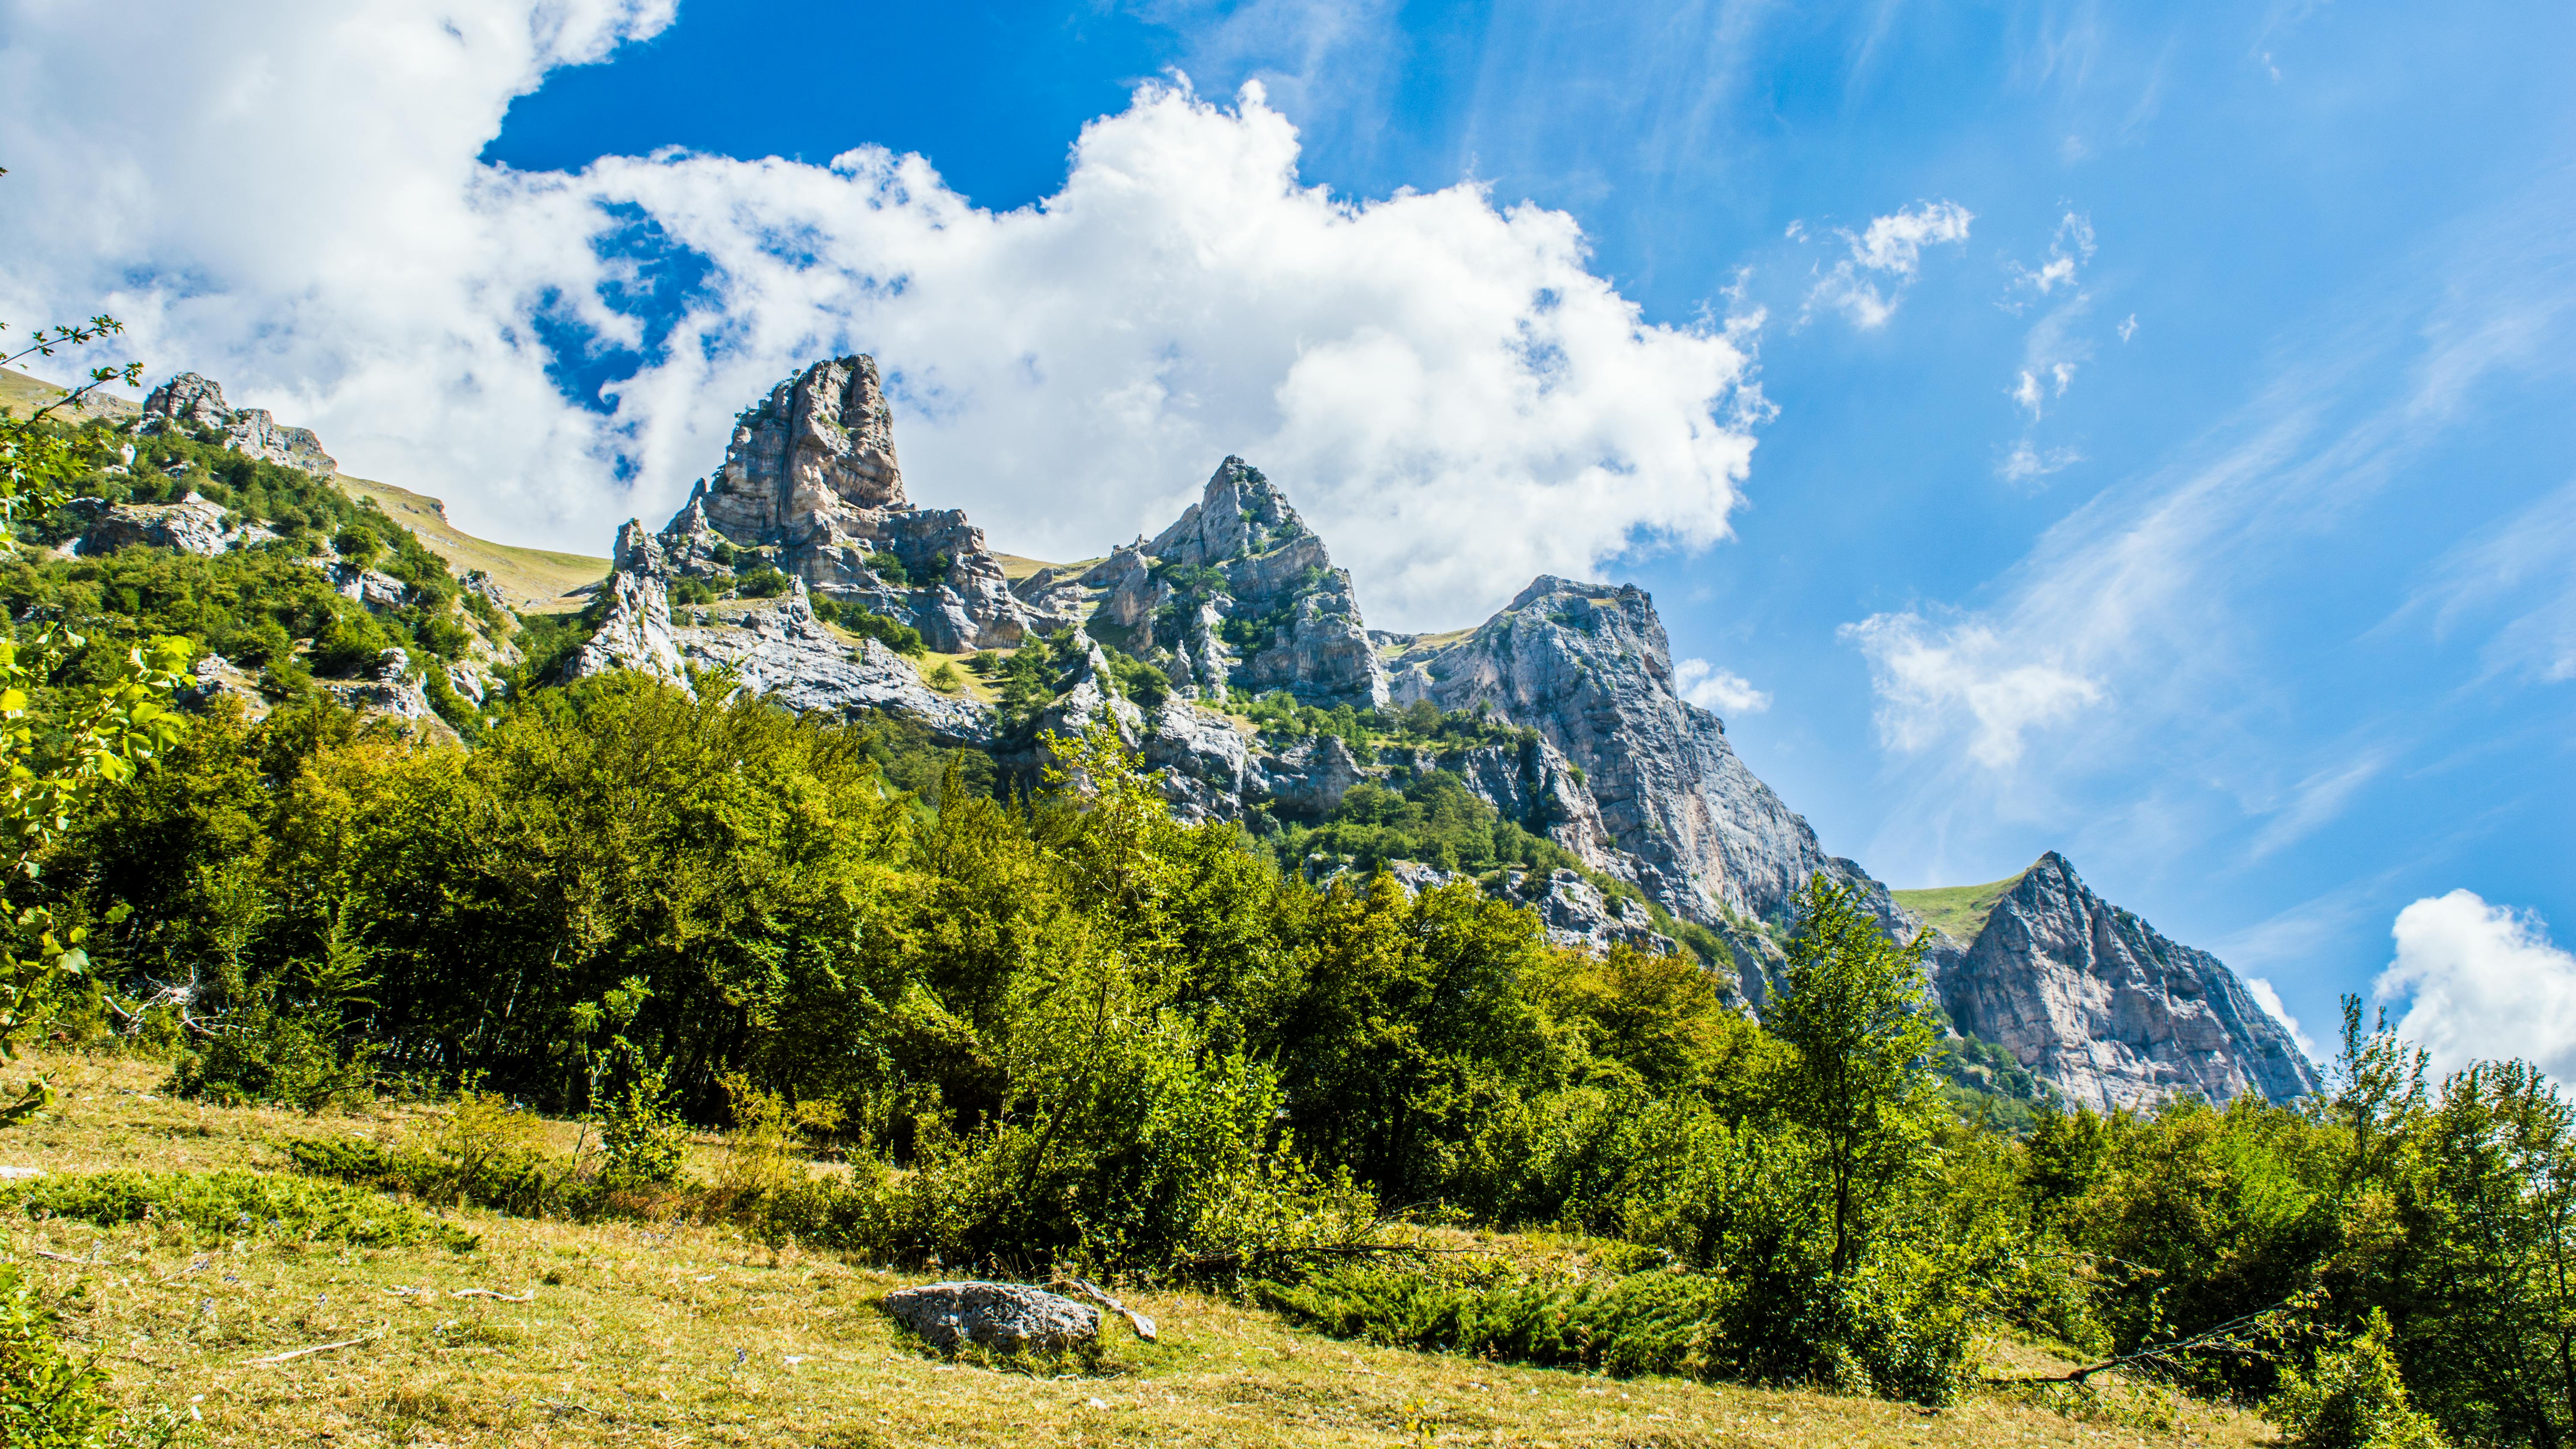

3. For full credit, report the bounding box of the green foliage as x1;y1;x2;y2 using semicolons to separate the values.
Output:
865;551;909;586
0;1251;113;1449
1263;1263;1738;1379
1275;770;1579;875
828;604;926;656
1100;650;1168;709
1768;877;1944;1277
2271;1310;2448;1449
926;661;963;694
733;566;792;599
16;1169;476;1250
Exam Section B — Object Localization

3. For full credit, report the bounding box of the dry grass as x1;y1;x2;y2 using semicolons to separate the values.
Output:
0;364;142;420
2;1050;2281;1449
335;474;609;611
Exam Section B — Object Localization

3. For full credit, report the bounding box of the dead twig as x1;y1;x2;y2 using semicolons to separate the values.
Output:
450;1288;534;1302
244;1332;376;1366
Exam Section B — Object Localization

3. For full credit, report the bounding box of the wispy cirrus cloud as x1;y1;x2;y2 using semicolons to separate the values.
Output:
1841;165;2576;896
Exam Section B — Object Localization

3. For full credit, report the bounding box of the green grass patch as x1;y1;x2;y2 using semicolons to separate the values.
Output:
15;1170;477;1252
1892;868;2033;944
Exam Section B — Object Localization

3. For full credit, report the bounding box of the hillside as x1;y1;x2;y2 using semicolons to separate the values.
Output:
0;1049;2275;1449
1893;869;2030;945
337;472;607;609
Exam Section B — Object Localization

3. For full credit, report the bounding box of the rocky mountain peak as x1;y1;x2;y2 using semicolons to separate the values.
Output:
704;354;906;537
1146;456;1301;566
1384;575;1892;933
1922;852;2322;1111
140;372;337;477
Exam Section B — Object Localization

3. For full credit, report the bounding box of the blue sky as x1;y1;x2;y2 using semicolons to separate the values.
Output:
5;0;2573;1067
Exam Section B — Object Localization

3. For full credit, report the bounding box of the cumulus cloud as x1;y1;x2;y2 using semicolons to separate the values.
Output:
1802;200;1972;330
0;2;1763;632
2241;976;2320;1061
2376;891;2576;1081
1673;658;1771;716
1838;612;2106;768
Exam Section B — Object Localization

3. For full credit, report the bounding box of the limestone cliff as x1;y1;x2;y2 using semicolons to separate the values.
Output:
657;356;1035;653
1380;576;1901;933
1907;853;2321;1111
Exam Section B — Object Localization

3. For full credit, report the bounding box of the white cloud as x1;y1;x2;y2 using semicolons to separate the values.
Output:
1837;612;2106;768
2009;212;2095;298
2241;975;2320;1061
1802;200;1972;330
1999;440;2082;482
1673;658;1771;716
2377;891;2576;1081
2118;313;2139;342
0;3;1763;632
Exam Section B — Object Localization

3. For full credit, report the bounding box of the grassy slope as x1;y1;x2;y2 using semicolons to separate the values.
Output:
335;474;606;610
0;364;138;420
1;365;607;609
0;1050;2275;1449
1893;866;2036;945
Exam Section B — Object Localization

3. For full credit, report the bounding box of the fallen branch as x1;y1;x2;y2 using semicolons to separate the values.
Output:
244;1333;376;1366
28;1247;99;1265
1049;1277;1157;1342
1986;1298;2299;1386
450;1288;534;1302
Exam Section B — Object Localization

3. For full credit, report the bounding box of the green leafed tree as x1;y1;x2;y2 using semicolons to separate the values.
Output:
1766;875;1946;1277
0;304;189;1125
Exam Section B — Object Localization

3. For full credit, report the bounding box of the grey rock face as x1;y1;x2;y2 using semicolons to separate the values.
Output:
1509;868;1678;955
140;373;337;477
1385;576;1898;932
564;522;686;686
1133;458;1386;708
1926;853;2322;1111
678;587;994;745
880;1281;1099;1355
72;495;233;557
662;356;1035;651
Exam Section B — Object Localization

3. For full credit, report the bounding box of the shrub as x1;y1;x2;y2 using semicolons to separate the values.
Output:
927;662;963;694
170;1003;378;1112
330;525;379;565
733;566;791;599
0;1254;112;1449
2272;1310;2448;1449
594;1061;691;1190
16;1170;476;1251
836;607;926;656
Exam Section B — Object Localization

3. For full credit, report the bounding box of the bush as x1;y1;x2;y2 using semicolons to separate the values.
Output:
283;1090;561;1219
171;1003;378;1112
0;1255;112;1449
593;1061;691;1190
16;1170;476;1251
1264;1258;1966;1402
835;606;926;656
927;662;963;694
733;566;791;599
2272;1310;2448;1449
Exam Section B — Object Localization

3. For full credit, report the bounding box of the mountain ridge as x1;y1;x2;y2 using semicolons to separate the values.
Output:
40;354;2322;1111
